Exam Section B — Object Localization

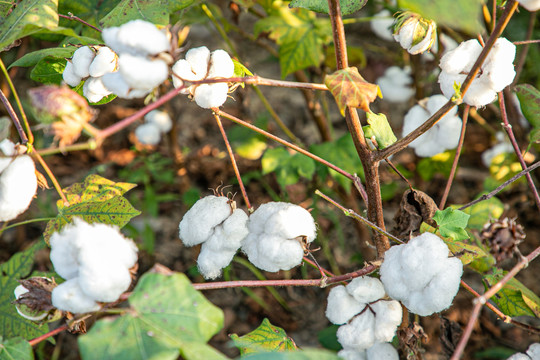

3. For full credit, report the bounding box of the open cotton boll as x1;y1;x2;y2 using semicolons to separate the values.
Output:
203;209;249;252
179;195;234;247
71;46;95;78
517;0;540;11
371;300;402;342
393;21;415;49
135;123;161;146
0;155;38;222
193;83;229;109
50;230;83;280
439;40;482;74
51;278;100;314
337;311;376;351
185;46;211;79
197;245;237;280
78;262;132;302
172;59;207;83
338;349;367;360
370;10;394;41
326;285;365;325
102;72;150;99
366;343;399;360
88;46;117;77
507;353;532;360
248;234;305;272
376;66;415;103
63;61;82;87
114;20;171;56
118;55;169;91
145;110;172;133
347;277;386;304
526;343;540;359
83;77;112;103
208;49;235;78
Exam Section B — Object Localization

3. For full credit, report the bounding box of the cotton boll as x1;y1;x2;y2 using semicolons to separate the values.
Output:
370;10;394;41
78;262;132;302
438;71;466;100
262;202;317;241
145;110;172;133
102;72;150;99
102;27;127;55
423;258;462;313
439;40;482;74
347;277;386;304
51;278;100;314
83;77;112;103
50;229;82;279
172;59;206;83
394;21;415;49
135;123;161;146
517;0;540;11
197;245;236;279
179;196;233;247
462;77;497;107
338;349;367;360
366;343;399;360
185;46;211;79
409;26;434;55
218;209;249;251
208;49;234;78
115;20;171;56
337;311;376;351
118;55;168;91
507;353;531;360
14;285;49;321
326;285;365;325
89;46;117;77
255;235;304;272
371;300;402;342
485;61;516;92
0;155;37;222
376;66;415;103
63;61;82;87
193;83;229;109
71;46;95;78
526;343;540;359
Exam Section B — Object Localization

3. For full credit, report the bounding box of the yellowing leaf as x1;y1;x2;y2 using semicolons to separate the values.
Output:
324;67;380;116
230;318;297;356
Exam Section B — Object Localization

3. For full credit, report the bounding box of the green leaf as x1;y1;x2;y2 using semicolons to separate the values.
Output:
0;241;49;341
432;208;470;241
0;337;34;360
455;196;504;230
99;0;169;28
241;349;340;360
29;56;65;84
0;0;59;52
254;9;330;78
78;271;225;360
362;112;396;149
261;148;316;188
43;174;140;244
529;128;540;146
229;117;267;160
514;84;540;129
288;0;366;16
9;47;76;68
317;325;341;351
324;67;381;116
416;151;454;181
484;271;540;317
58;0;117;36
168;0;196;12
231;318;296;356
397;0;482;34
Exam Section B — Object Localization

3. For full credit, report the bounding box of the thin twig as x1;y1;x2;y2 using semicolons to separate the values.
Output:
37;140;97;156
28;324;69;347
385;158;413;190
32;152;69;206
59;13;102;33
0;88;27;144
498;91;540;212
458;161;540;210
187;75;328;91
439;105;470;209
213;112;252;211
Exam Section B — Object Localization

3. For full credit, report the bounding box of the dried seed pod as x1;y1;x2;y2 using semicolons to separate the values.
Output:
481;217;525;263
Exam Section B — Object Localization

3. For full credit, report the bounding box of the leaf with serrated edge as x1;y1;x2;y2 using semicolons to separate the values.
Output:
325;67;380;115
231;318;296;356
99;0;169;27
78;271;225;360
0;242;48;340
453;196;503;230
432;208;470;240
362;112;397;149
0;337;34;360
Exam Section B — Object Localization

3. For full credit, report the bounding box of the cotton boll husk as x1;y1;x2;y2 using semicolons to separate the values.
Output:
78;262;132;302
115;20;171;55
135;123;161;146
439;40;482;74
337;312;376;351
63;61;82;87
366;343;399;360
409;26;434;55
371;300;402;342
89;46;117;77
326;285;364;325
193;83;229;109
526;343;540;359
197;245;236;279
208;50;234;78
83;77;112;103
346;277;386;304
370;10;394;41
394;21;416;50
72;46;95;78
185;46;211;78
51;278;100;314
118;55;168;91
0;155;37;222
518;0;540;11
179;196;232;246
145;110;172;133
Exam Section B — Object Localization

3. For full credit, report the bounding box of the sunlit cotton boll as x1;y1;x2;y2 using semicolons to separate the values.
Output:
144;110;172;133
88;46;117;77
71;46;95;78
101;72;150;99
402;95;462;157
118;54;169;91
376;66;415;103
51;278;100;314
102;20;170;56
63;61;82;87
83;77;112;103
135;123;161;146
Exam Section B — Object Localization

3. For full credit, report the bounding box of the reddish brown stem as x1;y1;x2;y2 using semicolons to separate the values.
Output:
59;13;102;33
0;88;28;144
29;324;68;346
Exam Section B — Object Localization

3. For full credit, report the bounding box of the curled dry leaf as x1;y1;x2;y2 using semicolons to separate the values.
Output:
393;189;438;237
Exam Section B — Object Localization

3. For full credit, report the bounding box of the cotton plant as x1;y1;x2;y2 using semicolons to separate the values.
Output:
172;46;235;109
179;195;249;279
325;276;402;354
481;132;515;167
376;66;415;103
134;109;173;146
438;38;516;107
241;202;317;272
0;139;38;222
507;343;540;360
380;232;463;316
49;218;138;313
393;12;437;55
402;94;462;157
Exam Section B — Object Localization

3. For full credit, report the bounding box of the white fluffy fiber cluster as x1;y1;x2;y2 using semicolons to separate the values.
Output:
338;343;399;360
507;343;540;360
63;45;118;103
376;66;415;103
393;16;436;55
517;0;540;11
179;196;248;279
50;218;138;313
402;95;462;157
172;46;234;109
101;20;171;99
438;38;516;107
325;277;401;358
370;10;394;41
241;202;316;272
0;139;37;222
134;110;173;146
380;232;463;316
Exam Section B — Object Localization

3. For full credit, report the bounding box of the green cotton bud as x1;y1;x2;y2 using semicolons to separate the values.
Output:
393;12;437;55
